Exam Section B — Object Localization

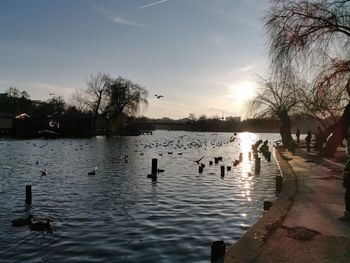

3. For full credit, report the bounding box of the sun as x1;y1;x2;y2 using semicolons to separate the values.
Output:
231;81;256;104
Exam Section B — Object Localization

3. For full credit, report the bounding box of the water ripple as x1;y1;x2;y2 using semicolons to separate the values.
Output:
0;132;280;262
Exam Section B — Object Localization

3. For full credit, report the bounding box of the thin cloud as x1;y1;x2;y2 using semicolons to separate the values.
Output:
110;16;146;28
92;5;146;28
239;64;255;72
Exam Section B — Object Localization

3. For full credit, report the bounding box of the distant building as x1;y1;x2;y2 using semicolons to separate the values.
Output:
0;93;8;104
0;112;15;133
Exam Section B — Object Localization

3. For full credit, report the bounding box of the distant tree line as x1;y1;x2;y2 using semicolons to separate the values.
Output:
126;115;318;134
0;74;148;137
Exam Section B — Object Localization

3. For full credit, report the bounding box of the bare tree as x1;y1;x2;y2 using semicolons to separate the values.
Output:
70;88;90;113
47;96;66;114
265;0;350;156
20;91;30;100
6;86;20;98
86;73;110;135
247;74;298;148
296;78;348;130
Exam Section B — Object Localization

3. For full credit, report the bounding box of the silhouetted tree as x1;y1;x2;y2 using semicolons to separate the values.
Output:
104;77;148;134
6;86;20;98
295;78;348;131
86;73;110;135
20;91;30;100
247;74;298;148
265;0;350;156
70;88;90;113
47;96;66;114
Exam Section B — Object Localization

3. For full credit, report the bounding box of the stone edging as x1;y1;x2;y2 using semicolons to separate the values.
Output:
224;149;297;263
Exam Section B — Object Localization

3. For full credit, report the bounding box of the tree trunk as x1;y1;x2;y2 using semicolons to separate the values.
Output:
91;95;102;136
322;100;350;157
279;109;293;149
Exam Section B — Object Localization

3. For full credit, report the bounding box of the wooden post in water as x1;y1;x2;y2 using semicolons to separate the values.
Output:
211;240;226;263
152;158;158;176
263;201;273;210
25;185;32;205
199;166;203;173
276;175;283;194
220;166;225;177
239;152;243;162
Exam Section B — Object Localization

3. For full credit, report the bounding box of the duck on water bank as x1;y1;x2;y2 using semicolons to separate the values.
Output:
11;215;33;227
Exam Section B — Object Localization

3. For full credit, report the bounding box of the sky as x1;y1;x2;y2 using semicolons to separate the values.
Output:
0;0;271;119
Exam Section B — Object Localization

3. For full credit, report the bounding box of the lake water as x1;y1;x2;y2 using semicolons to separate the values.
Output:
0;131;281;263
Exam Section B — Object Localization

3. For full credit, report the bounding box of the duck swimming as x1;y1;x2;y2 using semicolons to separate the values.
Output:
88;167;98;175
29;219;52;233
11;215;33;227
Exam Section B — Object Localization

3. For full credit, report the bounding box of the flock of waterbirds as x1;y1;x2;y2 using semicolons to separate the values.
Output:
8;133;274;234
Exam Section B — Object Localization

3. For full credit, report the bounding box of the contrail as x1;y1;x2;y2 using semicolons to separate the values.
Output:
137;0;168;10
117;0;168;15
91;0;169;27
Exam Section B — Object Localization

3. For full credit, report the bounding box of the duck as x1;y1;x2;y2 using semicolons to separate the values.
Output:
40;169;48;176
120;156;128;163
88;170;96;175
88;167;98;175
11;215;33;227
29;219;52;233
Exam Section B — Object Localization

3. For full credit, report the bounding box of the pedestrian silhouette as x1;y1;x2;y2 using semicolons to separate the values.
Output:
339;135;350;221
296;128;300;143
305;130;312;152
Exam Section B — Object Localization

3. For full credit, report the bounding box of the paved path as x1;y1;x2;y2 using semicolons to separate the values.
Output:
225;148;350;263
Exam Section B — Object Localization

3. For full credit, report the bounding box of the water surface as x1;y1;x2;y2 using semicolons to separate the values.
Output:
0;131;281;262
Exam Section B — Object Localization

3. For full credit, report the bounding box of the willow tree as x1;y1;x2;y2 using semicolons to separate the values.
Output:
104;77;148;134
295;78;348;132
265;0;350;156
247;75;298;148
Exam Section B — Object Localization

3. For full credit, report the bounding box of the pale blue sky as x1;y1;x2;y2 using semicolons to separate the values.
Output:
0;0;270;119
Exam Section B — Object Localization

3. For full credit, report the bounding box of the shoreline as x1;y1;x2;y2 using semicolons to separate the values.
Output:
224;148;297;262
225;147;350;263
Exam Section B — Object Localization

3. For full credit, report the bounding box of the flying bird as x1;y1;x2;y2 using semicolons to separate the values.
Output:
155;94;164;99
194;156;205;164
230;136;236;143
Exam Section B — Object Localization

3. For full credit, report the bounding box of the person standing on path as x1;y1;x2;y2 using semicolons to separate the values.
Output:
339;135;350;221
315;126;325;152
296;128;300;143
305;130;312;152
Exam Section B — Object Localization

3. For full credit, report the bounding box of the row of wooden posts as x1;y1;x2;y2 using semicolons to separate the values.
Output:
209;140;283;263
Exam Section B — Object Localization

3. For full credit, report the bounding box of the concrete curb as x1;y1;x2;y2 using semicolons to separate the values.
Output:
224;149;297;263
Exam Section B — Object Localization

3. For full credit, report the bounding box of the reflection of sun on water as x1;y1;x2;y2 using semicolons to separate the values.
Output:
238;132;257;202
